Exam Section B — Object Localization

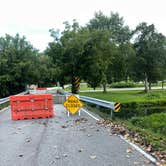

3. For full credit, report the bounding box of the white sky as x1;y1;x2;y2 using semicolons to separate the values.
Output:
0;0;166;52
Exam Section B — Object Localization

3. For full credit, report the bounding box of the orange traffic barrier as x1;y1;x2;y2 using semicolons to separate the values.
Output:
10;94;54;120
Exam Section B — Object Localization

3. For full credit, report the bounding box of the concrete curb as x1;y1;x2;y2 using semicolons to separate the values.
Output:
82;108;158;165
119;135;157;165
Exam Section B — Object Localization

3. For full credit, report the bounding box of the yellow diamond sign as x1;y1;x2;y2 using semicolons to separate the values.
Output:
63;95;83;114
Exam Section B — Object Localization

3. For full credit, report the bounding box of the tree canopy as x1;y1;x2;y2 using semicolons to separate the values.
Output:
1;11;166;97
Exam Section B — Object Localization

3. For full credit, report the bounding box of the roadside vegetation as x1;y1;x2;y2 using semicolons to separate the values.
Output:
1;11;166;97
80;90;166;104
82;90;166;162
0;102;9;110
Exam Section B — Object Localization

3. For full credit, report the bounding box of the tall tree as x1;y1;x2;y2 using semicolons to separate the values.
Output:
47;21;90;93
132;23;166;92
87;11;132;88
82;29;115;92
0;34;38;97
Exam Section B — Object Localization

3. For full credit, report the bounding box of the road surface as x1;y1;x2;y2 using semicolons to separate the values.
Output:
0;105;155;166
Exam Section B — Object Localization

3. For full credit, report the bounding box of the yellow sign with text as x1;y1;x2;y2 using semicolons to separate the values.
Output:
63;95;83;114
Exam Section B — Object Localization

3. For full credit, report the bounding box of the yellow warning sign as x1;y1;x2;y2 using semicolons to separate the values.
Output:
63;95;83;114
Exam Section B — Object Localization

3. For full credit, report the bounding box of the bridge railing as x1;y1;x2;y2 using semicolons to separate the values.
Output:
57;90;120;117
0;91;28;105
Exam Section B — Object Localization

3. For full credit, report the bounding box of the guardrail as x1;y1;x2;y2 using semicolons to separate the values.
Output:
79;95;120;117
79;95;115;110
0;91;28;105
57;90;120;117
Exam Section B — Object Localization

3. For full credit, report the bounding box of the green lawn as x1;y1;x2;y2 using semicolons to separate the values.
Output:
0;102;9;110
83;90;166;152
80;90;166;104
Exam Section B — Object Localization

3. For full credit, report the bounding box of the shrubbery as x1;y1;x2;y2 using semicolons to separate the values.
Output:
130;113;166;136
110;81;136;88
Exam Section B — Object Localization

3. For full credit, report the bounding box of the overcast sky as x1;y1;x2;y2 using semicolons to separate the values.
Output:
0;0;165;52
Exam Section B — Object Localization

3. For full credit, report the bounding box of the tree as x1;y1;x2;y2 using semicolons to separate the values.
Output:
87;11;132;90
88;11;131;44
0;34;39;97
107;43;135;83
47;21;90;93
82;29;115;92
132;23;166;92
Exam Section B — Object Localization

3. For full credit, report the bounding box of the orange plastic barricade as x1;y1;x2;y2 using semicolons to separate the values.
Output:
10;94;54;120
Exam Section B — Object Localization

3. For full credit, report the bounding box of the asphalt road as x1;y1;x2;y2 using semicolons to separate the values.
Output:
0;105;155;166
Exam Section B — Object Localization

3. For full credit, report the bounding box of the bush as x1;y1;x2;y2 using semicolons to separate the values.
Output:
110;81;136;88
130;113;166;136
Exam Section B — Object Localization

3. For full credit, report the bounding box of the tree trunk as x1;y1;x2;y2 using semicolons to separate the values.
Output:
149;81;151;91
103;83;107;93
71;75;76;94
162;80;164;90
144;73;149;93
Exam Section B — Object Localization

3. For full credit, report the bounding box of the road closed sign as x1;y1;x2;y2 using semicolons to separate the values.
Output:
63;95;83;114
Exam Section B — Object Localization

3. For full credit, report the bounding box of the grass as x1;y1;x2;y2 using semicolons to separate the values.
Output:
64;81;166;92
0;102;9;110
123;117;166;151
83;90;166;152
130;113;166;136
80;90;166;104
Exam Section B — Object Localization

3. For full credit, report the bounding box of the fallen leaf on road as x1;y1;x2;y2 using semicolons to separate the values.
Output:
144;160;151;164
63;154;68;157
55;156;60;160
146;145;152;152
126;148;132;153
126;155;130;158
50;161;56;164
18;155;24;157
74;118;88;123
43;122;47;127
90;155;96;160
78;149;83;152
53;146;57;149
25;137;31;143
134;161;139;165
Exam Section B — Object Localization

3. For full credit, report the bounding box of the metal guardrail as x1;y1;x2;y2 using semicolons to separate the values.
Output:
79;95;115;110
0;91;28;105
0;97;10;105
57;90;119;112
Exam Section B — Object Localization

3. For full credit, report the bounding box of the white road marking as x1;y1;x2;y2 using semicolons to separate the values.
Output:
81;107;157;164
120;135;157;164
81;108;100;121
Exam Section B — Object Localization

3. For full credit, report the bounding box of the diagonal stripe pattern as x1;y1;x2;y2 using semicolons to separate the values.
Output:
75;76;80;90
114;102;121;112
